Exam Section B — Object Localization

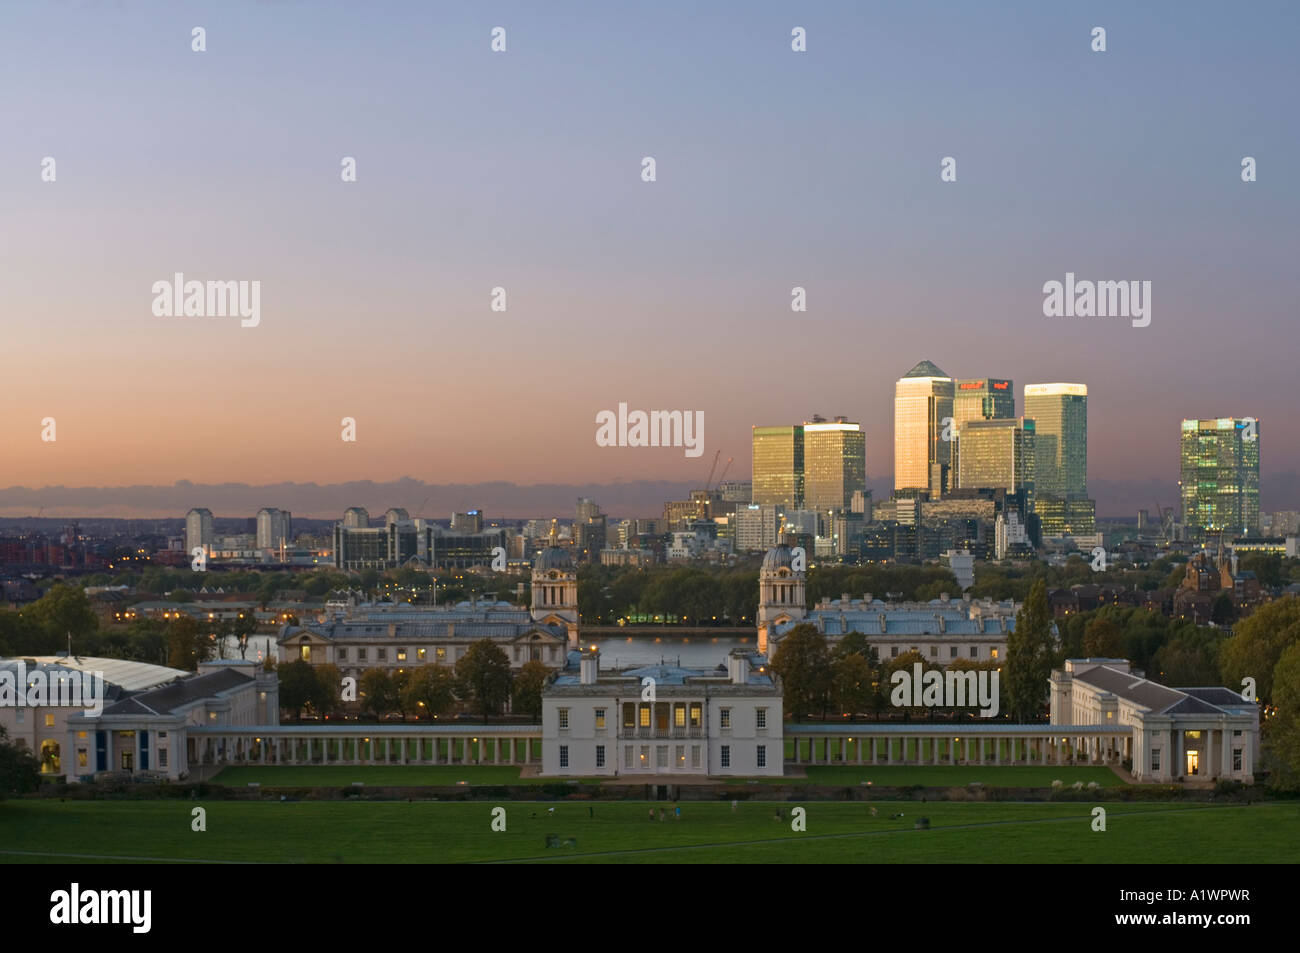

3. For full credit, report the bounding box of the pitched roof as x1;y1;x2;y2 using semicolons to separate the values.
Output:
99;668;253;717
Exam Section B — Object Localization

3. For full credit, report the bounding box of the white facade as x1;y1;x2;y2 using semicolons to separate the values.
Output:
541;649;782;777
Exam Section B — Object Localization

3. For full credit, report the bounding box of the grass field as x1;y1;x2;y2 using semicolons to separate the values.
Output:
207;764;1127;788
2;800;1293;864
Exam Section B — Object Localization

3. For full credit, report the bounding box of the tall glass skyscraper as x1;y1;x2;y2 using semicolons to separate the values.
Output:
1023;383;1088;498
752;425;804;508
1180;418;1260;538
953;378;1015;429
803;417;866;511
894;360;954;494
956;418;1036;498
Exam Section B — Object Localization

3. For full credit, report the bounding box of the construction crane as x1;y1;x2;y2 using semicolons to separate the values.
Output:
714;455;734;489
703;450;721;492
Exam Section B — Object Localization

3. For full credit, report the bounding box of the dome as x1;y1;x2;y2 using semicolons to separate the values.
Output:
761;544;795;571
533;546;574;571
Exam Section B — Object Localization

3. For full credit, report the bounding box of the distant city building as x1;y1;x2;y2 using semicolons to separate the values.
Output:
342;507;370;529
256;507;292;550
185;508;213;556
802;416;866;511
718;481;752;503
752;425;805;509
733;503;781;553
1180;418;1261;539
894;360;954;496
957;418;1036;501
451;510;484;533
1024;383;1093;537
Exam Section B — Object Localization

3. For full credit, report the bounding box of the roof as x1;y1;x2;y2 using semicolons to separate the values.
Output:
98;668;254;717
8;655;187;692
280;619;566;644
1071;664;1251;716
762;544;795;571
533;547;574;571
902;359;949;379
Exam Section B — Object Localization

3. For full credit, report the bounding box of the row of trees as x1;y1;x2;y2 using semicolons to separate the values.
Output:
770;627;1005;720
276;639;549;724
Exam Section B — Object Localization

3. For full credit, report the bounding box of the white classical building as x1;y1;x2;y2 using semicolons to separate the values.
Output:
756;543;1018;662
1050;658;1258;783
540;648;783;778
276;546;581;676
63;660;279;781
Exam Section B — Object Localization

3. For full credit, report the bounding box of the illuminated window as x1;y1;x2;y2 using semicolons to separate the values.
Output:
77;749;88;767
674;706;686;727
45;714;55;727
689;704;701;727
418;648;426;660
396;648;407;662
639;707;651;728
720;708;731;729
594;708;606;730
300;645;311;661
436;648;446;660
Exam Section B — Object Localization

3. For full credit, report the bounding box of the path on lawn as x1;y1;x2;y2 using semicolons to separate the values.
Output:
483;804;1243;864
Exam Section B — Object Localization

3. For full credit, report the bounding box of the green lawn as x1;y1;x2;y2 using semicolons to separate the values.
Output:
208;764;1127;788
799;766;1127;787
2;800;1293;864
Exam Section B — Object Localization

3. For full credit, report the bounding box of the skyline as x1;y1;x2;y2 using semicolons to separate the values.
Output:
3;1;1297;512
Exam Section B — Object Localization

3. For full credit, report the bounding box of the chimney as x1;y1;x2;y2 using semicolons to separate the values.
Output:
580;648;599;685
728;650;749;685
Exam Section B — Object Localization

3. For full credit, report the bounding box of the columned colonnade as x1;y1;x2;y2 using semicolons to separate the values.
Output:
787;728;1131;766
189;728;544;767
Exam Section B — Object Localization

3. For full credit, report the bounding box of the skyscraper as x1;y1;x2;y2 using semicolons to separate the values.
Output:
957;418;1036;498
185;507;213;556
1023;383;1092;537
803;416;866;511
752;425;805;508
256;507;292;550
952;378;1015;430
1023;384;1088;498
1180;418;1261;538
894;360;954;495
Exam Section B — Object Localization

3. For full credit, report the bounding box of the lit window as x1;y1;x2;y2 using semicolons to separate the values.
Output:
45;714;55;727
436;647;446;660
418;648;426;660
594;708;606;730
300;645;311;661
77;749;88;767
990;648;998;660
674;706;685;727
397;648;407;662
689;704;701;727
720;708;731;729
639;707;651;728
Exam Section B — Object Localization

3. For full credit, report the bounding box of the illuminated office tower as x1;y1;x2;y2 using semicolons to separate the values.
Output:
894;360;954;495
953;379;1015;429
1179;418;1261;539
803;416;866;511
957;418;1036;499
1023;384;1088;498
1024;383;1092;536
752;425;804;509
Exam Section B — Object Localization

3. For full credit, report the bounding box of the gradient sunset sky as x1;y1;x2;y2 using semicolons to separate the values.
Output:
3;1;1297;515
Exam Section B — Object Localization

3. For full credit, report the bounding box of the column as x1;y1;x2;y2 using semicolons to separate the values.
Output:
871;738;877;764
1221;728;1231;777
994;737;1000;764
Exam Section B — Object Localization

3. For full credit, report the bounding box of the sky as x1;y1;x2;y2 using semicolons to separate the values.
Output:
2;1;1297;518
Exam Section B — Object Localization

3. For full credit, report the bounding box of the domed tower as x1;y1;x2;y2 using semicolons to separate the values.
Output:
757;543;806;655
531;546;579;644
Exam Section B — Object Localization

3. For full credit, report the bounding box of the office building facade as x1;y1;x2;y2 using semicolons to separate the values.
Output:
894;361;954;495
1180;418;1261;538
752;425;805;508
803;417;866;511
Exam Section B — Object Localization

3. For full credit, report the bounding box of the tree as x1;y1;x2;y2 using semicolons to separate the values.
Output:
1211;593;1237;625
1083;617;1124;658
1262;641;1300;792
509;660;551;723
359;668;402;719
405;665;458;719
833;631;874;661
27;583;98;650
831;653;873;718
230;612;258;659
1220;595;1300;701
770;623;833;720
313;663;344;717
278;660;318;720
165;615;209;671
1005;579;1055;722
1151;630;1225;687
455;640;514;723
0;726;41;799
